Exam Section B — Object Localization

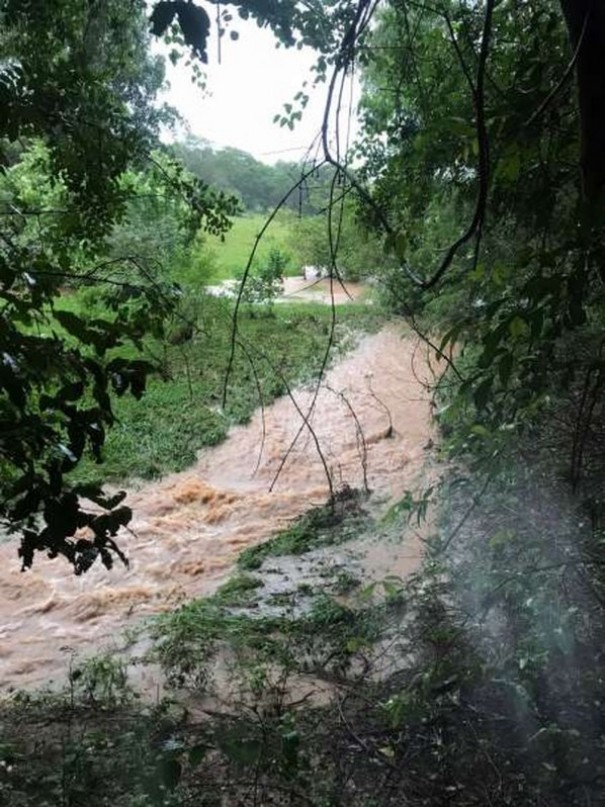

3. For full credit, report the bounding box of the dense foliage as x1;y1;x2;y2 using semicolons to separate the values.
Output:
353;0;605;492
0;0;237;572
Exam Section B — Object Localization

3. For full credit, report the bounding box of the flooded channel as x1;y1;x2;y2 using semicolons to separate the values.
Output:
0;325;435;692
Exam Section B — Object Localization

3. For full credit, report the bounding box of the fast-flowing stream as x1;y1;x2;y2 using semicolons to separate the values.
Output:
0;325;435;692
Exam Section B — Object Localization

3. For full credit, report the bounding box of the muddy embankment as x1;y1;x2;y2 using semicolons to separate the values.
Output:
0;325;436;693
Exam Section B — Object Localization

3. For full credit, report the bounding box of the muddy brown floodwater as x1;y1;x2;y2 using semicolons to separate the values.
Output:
0;325;435;693
206;276;368;305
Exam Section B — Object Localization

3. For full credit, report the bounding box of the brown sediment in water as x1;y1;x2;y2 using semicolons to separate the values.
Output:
279;277;367;304
0;325;436;693
206;276;368;306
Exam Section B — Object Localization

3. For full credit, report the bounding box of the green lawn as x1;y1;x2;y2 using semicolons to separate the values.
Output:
202;212;299;283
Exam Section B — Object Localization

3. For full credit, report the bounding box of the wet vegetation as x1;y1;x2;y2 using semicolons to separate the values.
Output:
6;464;605;806
237;494;368;571
3;0;605;804
5;453;605;805
73;297;384;484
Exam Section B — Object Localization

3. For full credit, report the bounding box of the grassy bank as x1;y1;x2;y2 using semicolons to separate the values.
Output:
73;296;385;484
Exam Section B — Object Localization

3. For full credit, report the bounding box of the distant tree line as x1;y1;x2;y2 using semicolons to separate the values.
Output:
170;137;330;214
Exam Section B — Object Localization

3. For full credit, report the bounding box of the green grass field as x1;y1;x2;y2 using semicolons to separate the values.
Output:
203;212;299;283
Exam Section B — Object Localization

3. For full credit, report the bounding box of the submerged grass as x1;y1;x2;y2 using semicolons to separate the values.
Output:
153;573;382;691
237;496;368;571
152;494;380;688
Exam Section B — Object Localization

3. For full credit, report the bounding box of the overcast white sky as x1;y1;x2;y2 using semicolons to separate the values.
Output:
156;21;360;165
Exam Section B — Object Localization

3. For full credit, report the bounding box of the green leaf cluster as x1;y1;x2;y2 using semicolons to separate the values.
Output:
0;0;237;572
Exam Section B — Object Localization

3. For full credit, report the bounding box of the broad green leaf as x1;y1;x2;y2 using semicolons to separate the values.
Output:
508;316;528;339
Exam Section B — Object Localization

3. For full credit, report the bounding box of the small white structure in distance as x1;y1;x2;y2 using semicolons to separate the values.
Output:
302;265;326;280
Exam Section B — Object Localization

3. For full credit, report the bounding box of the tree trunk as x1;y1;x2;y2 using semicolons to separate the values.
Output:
560;0;605;202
